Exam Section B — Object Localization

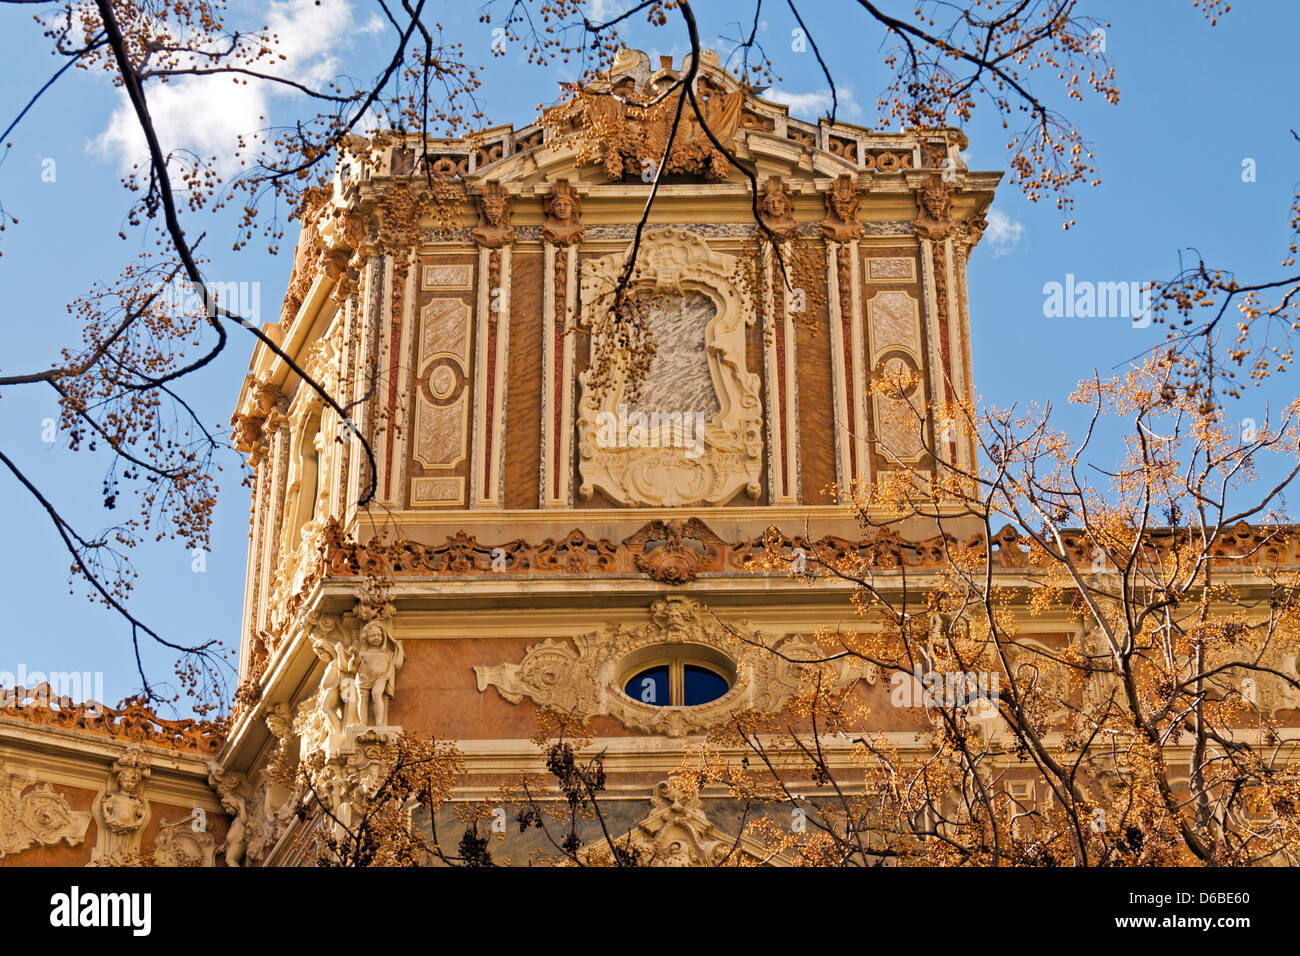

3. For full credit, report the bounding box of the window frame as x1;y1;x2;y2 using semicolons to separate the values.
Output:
620;652;733;708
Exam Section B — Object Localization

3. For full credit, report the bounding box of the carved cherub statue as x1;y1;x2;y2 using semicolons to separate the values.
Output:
219;792;248;867
354;619;405;726
310;633;348;735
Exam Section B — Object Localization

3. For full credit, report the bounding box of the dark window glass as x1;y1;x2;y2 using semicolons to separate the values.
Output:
683;665;730;706
626;666;670;706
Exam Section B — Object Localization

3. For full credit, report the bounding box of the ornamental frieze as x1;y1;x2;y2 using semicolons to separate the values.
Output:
308;519;1300;583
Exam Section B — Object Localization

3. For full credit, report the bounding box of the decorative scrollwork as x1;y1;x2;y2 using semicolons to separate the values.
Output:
475;597;873;737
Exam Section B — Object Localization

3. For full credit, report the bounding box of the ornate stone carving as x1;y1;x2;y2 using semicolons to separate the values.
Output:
958;215;987;252
563;49;745;182
1256;646;1300;716
821;173;861;241
248;774;298;864
914;174;955;240
411;295;472;491
319;520;622;577
580;781;761;866
862;148;913;172
230;413;263;456
0;687;223;754
728;525;966;572
475;597;872;737
758;175;798;239
352;618;404;727
866;257;916;282
300;616;350;754
338;727;401;801
207;764;249;866
862;220;915;237
1004;637;1071;725
577;229;763;507
542;178;583;246
583;222;758;241
295;590;404;760
319;207;369;301
472;180;514;248
302;337;339;388
90;746;151;865
265;700;292;744
281;187;329;321
421;263;473;290
0;760;91;857
153;813;217;867
623;518;725;584
288;590;407;835
230;381;281;458
1077;623;1118;716
867;289;927;462
311;520;1037;581
377;183;423;255
209;757;296;867
1199;624;1300;719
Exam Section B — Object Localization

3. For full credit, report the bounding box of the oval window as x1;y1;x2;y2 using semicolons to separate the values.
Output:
625;666;670;706
683;665;729;706
621;650;733;707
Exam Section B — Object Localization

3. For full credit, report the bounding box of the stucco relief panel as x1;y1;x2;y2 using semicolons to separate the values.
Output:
576;229;763;508
411;265;474;504
867;289;927;463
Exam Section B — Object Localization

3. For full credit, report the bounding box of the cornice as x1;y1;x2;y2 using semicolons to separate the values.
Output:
0;719;222;807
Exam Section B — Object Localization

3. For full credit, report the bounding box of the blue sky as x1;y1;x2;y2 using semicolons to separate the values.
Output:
1;1;1296;713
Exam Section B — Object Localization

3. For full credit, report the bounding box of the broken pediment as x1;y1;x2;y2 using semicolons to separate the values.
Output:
379;47;975;199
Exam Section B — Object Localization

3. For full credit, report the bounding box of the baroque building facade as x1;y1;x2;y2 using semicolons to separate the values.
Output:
215;46;999;863
5;48;1297;866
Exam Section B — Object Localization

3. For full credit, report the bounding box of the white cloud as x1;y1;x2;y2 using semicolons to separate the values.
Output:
93;0;360;175
585;0;621;22
764;86;862;121
984;208;1024;256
